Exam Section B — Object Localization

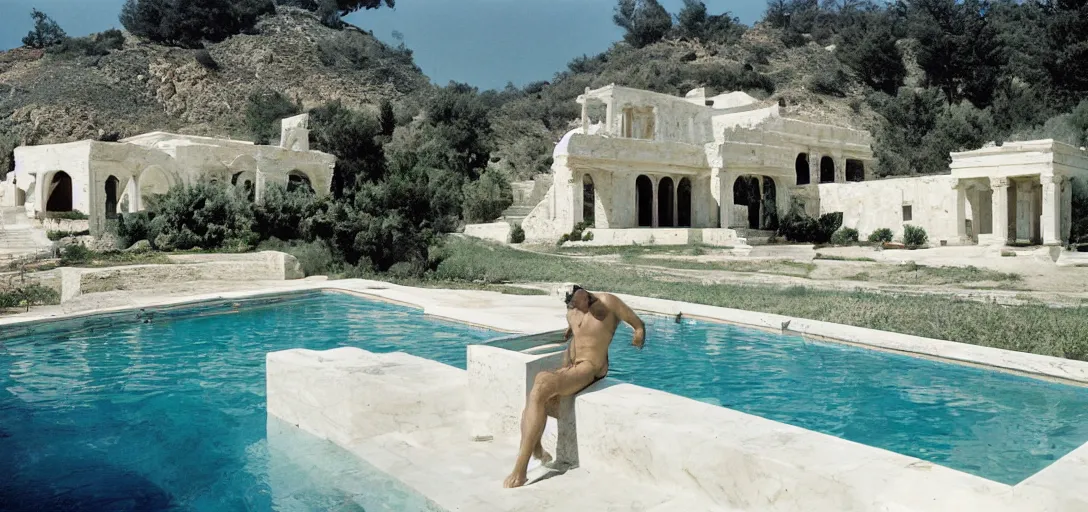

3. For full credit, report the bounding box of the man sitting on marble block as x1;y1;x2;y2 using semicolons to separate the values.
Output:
503;285;646;488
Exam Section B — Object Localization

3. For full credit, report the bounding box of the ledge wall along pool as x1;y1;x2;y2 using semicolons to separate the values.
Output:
0;291;496;511
590;313;1088;485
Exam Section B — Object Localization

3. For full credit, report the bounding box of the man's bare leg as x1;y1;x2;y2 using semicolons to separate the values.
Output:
503;364;595;488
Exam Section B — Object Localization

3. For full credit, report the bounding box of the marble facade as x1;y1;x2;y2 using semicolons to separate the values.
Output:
0;114;335;236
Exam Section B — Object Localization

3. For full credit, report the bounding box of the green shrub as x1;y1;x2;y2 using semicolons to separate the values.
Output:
583;231;594;241
119;0;274;48
194;49;219;70
830;227;859;246
868;228;894;243
778;204;842;244
0;284;60;309
509;223;525;244
903;225;928;249
557;233;571;247
149;181;256;251
44;211;89;220
47;230;90;241
47;29;124;57
253;183;324;241
462;169;513;223
60;244;94;265
22;9;67;49
114;212;156;249
245;89;299;144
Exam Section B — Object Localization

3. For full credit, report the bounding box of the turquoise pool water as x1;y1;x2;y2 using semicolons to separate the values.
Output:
0;292;496;511
604;315;1088;485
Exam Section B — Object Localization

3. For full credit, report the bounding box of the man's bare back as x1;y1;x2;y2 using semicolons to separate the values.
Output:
502;285;645;488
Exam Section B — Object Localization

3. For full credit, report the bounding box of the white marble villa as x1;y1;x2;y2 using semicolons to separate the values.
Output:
505;84;1088;248
0;114;336;236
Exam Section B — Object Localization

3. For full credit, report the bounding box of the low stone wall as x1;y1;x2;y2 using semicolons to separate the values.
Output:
463;222;511;244
35;218;90;233
59;251;303;302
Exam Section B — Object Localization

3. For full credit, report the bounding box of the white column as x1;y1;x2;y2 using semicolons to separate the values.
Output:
651;177;658;228
954;181;968;242
716;168;731;229
1042;174;1062;245
580;95;589;134
1062;178;1074;242
834;152;845;183
990;177;1009;245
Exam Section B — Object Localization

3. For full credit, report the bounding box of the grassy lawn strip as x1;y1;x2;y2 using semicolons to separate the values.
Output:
435;239;1088;361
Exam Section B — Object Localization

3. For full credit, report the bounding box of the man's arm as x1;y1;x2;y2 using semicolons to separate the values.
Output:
606;295;645;349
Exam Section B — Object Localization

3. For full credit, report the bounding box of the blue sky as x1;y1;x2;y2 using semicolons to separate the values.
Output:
0;0;766;90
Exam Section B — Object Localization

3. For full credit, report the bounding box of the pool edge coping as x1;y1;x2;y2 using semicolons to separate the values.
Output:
3;278;1088;387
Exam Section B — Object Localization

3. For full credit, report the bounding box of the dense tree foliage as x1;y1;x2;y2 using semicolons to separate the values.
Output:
119;0;275;48
675;0;745;44
613;0;673;48
245;90;301;145
22;9;68;49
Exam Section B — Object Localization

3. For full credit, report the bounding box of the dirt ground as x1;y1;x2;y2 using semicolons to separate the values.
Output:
548;243;1088;307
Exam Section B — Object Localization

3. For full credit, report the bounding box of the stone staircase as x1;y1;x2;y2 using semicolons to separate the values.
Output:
501;175;552;224
732;228;778;245
0;207;52;259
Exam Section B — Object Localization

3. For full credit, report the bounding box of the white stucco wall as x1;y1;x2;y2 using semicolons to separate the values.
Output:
818;176;961;244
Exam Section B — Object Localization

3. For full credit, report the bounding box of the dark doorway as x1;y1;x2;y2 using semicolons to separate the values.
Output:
104;176;119;218
583;174;595;227
636;175;653;227
46;171;73;212
658;177;674;227
761;177;778;230
733;175;761;229
288;171;314;194
677;177;692;227
820;156;835;183
795;153;810;185
846;159;865;182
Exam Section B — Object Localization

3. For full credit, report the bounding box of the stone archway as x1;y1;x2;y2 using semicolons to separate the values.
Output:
658;177;675;227
104;175;120;218
46;171;73;212
139;166;173;207
288;170;314;194
820;156;835;183
795;153;810;185
733;175;761;229
636;175;653;227
583;174;595;227
846;159;865;182
677;177;692;227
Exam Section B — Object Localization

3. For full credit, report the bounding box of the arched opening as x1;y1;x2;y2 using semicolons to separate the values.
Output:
243;180;255;202
677;177;692;227
733;175;761;229
104;176;119;218
288;171;314;194
45;171;73;212
658;177;674;227
795;153;810;185
636;175;653;227
582;174;595;227
15;187;26;207
761;177;778;230
820;156;835;183
846;159;865;182
139;166;172;208
231;171;244;185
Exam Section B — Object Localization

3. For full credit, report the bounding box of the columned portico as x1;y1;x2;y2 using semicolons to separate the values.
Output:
989;177;1010;245
1042;174;1063;245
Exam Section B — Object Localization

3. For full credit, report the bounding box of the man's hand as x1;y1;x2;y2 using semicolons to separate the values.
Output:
632;328;645;350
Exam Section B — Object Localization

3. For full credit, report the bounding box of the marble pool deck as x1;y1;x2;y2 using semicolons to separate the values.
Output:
3;279;1088;511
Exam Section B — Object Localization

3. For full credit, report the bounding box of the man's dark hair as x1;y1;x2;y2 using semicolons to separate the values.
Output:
565;285;596;306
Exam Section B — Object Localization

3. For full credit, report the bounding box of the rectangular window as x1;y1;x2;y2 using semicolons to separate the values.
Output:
902;205;913;222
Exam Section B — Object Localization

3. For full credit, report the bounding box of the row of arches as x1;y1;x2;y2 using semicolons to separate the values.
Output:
35;167;316;219
580;174;695;229
794;153;866;185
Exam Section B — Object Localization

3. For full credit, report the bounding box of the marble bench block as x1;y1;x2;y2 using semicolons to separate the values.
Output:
267;347;467;448
574;382;1023;512
466;344;579;467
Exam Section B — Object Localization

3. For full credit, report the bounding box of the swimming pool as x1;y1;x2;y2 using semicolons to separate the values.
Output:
602;314;1088;485
0;292;497;511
